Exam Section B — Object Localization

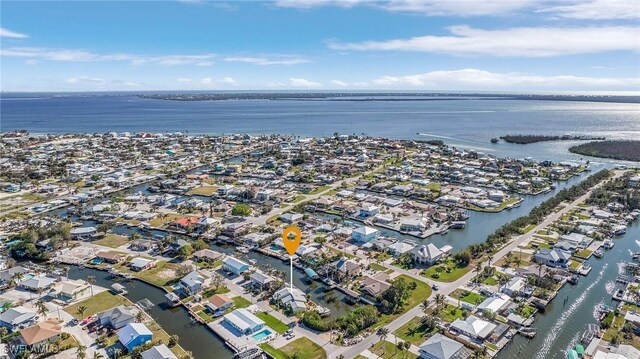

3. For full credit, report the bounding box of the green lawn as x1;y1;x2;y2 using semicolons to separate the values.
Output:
93;233;128;248
575;249;593;259
148;213;182;228
421;259;470;282
482;276;498;286
369;263;389;272
451;289;486;305
375;275;432;328
437;304;466;323
280;337;327;359
371;340;418;359
288;195;306;204
232;296;252;309
309;185;331;195
188;186;218;196
394;316;435;345
64;291;130;319
517;304;537;318
115;260;180;287
256;312;290;334
260;344;288;359
522;224;537;233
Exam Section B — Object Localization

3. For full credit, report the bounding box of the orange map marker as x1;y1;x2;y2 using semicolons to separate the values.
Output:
282;226;302;256
282;226;302;290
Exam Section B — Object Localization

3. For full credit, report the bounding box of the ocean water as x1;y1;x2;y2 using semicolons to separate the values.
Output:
1;93;639;162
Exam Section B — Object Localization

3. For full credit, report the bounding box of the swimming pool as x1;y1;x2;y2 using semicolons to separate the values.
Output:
251;329;272;341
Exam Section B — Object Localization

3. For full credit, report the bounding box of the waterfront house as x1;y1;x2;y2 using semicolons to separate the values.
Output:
418;333;471;359
192;249;223;263
130;239;156;252
359;203;380;218
48;279;90;302
174;217;199;230
118;322;153;352
334;258;362;280
0;306;36;330
273;287;308;312
222;256;250;276
19;319;62;347
96;251;126;264
18;274;56;292
501;276;532;298
0;266;28;284
70;226;98;240
533;249;571;268
141;344;177;359
352;225;380;243
450;316;496;342
360;276;391;297
223;308;265;335
249;272;275;290
279;213;304;224
206;294;234;312
243;232;271;247
387;242;415;257
411;244;443;266
400;218;428;232
97;305;136;329
477;294;511;314
560;233;593;249
223;222;250;238
179;271;208;296
130;257;155;271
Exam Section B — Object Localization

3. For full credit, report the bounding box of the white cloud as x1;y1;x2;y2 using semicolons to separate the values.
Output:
65;76;106;84
371;68;639;90
1;47;217;66
328;25;640;57
539;0;640;20
289;78;322;88
224;56;311;65
221;77;237;85
275;0;365;9
330;79;369;87
331;80;348;86
176;78;193;82
176;77;237;87
380;0;538;16
0;28;29;38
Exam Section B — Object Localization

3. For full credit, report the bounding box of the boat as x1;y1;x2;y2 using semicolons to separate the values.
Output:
517;327;536;338
594;249;604;258
568;275;579;285
603;240;614;249
237;246;250;254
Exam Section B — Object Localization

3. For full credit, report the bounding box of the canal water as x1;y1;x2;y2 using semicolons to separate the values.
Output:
498;219;640;359
65;265;235;359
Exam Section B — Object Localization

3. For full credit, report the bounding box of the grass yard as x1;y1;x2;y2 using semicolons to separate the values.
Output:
369;263;389;272
309;185;331;195
115;260;181;287
370;340;418;359
148;213;182;228
394;316;436;345
522;224;537;233
280;337;327;359
256;312;290;334
375;275;432;328
421;259;470;282
451;289;486;305
64;291;130;319
288;195;306;204
575;249;593;259
482;276;498;286
437;304;466;323
93;233;129;248
232;296;252;309
187;186;218;196
260;344;288;359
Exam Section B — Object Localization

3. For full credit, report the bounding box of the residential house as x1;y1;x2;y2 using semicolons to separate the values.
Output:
70;227;98;240
533;249;571;268
360;276;391;297
130;258;155;271
359;204;380;218
179;271;208;296
49;279;90;302
18;275;56;292
450;316;497;342
118;323;153;352
279;213;304;224
206;294;234;313
352;226;380;243
97;305;136;329
95;251;126;264
192;249;224;263
334;258;362;280
273;287;308;313
249;272;275;290
222;256;250;276
223;222;250;238
501;277;532;298
130;239;156;252
418;333;471;359
0;306;36;330
411;244;444;266
141;344;177;359
19;319;62;347
223;308;265;335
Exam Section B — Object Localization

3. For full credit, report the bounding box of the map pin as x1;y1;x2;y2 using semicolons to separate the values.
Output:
282;226;302;256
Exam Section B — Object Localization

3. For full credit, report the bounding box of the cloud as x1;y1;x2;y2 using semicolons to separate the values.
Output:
176;77;237;86
328;25;640;57
176;78;193;82
330;79;369;87
538;0;640;20
289;78;322;88
221;77;237;85
65;76;106;84
0;28;29;38
1;47;217;66
224;56;311;65
380;0;538;16
64;76;142;87
275;0;366;9
371;68;639;90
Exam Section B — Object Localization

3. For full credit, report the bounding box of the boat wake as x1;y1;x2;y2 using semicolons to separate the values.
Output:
536;264;607;359
605;281;617;296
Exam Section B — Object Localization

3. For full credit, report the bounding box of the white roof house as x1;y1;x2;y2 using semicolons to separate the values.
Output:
223;308;265;335
450;316;496;340
419;333;470;359
273;287;308;312
141;344;177;359
411;244;444;265
477;294;511;313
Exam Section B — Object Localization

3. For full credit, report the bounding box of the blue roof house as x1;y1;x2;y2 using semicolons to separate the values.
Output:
118;323;153;352
222;256;250;276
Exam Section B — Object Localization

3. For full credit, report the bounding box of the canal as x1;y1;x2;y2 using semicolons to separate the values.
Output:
498;215;640;359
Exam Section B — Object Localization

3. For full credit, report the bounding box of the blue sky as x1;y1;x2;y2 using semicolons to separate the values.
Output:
1;0;639;92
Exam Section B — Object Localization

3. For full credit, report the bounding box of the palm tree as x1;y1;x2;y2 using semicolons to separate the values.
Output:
434;294;445;311
35;299;48;319
77;305;87;318
377;328;389;357
420;299;430;315
113;348;122;359
87;275;96;297
76;345;87;359
93;352;104;359
135;310;145;323
396;340;404;355
403;341;411;358
474;262;482;286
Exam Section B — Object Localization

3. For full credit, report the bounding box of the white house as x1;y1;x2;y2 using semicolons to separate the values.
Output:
352;226;380;243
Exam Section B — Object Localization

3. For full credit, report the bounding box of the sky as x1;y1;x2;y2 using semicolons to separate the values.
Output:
1;0;639;92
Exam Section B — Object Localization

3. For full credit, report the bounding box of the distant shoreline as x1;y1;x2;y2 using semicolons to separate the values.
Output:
569;140;640;162
498;134;606;144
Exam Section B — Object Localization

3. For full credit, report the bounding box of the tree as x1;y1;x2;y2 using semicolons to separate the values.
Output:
76;345;87;359
379;278;411;314
87;275;96;296
93;352;104;359
77;305;87;318
168;335;179;347
135;310;145;323
396;341;404;355
434;294;445;311
377;328;389;356
177;244;193;259
113;348;122;359
420;299;430;315
231;203;252;216
35;299;48;318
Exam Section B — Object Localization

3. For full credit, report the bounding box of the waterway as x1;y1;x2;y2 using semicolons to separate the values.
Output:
498;219;640;359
